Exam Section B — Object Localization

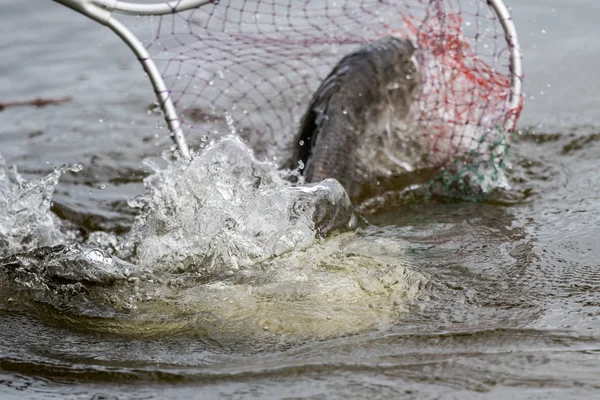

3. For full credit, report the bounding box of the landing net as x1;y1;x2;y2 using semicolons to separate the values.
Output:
146;0;522;182
57;0;523;196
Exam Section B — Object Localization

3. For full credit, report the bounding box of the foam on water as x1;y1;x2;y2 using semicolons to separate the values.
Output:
126;230;429;339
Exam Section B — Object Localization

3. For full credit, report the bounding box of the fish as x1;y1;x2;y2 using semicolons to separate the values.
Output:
288;36;425;203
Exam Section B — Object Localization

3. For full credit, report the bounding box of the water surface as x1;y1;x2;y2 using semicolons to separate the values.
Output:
1;1;600;399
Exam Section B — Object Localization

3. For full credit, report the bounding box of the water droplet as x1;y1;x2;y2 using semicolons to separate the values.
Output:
225;112;237;135
100;184;107;190
299;140;305;146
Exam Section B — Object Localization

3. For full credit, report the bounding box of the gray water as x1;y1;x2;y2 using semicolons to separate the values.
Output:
1;1;600;399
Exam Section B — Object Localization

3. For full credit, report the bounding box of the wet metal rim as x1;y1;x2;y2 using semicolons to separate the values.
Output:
487;0;523;130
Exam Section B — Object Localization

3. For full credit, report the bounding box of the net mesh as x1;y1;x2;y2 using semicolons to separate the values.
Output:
143;0;522;192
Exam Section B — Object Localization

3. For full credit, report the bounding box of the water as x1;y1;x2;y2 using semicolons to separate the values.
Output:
1;1;600;399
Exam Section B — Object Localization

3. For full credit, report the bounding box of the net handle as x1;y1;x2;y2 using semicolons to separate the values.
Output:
488;0;523;131
53;0;196;159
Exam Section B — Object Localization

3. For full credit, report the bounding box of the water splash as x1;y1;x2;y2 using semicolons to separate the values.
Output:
127;135;362;276
0;138;429;339
0;154;82;257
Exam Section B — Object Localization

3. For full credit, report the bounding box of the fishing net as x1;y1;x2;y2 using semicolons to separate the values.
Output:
56;0;523;200
142;0;522;196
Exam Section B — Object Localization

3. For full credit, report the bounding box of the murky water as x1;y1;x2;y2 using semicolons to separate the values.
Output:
1;1;600;399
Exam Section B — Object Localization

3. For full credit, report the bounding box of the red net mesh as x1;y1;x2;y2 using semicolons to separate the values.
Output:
145;0;521;169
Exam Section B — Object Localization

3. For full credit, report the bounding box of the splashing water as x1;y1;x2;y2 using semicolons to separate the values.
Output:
127;135;362;275
115;136;429;339
0;154;81;257
1;137;432;339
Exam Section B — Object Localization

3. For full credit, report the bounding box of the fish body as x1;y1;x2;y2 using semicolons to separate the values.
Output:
289;36;423;202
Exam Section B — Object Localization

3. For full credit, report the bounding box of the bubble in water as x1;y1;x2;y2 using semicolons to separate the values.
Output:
85;248;112;265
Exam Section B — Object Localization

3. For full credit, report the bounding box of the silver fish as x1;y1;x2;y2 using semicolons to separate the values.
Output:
289;36;424;202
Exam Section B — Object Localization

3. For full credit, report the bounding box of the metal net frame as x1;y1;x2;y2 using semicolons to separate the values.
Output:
54;0;523;182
